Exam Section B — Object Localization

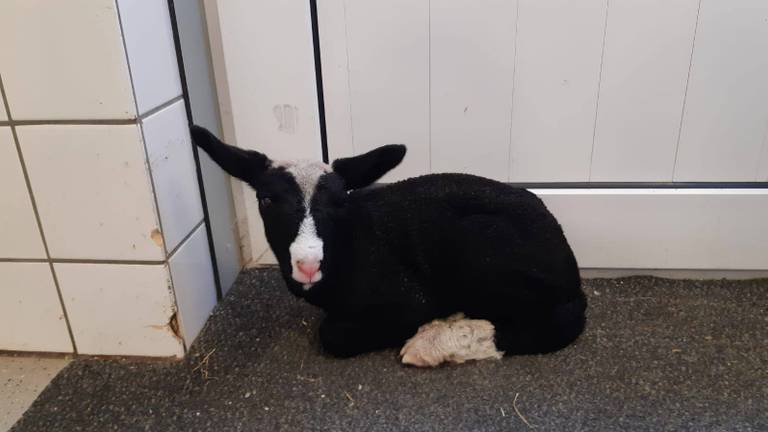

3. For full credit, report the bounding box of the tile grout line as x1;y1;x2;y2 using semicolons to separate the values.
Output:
0;258;49;263
139;95;184;121
0;97;182;128
166;219;206;259
0;73;79;354
0;119;137;127
671;0;702;182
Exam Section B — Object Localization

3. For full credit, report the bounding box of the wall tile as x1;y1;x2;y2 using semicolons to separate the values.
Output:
0;128;46;259
55;263;184;357
141;101;203;252
0;0;135;120
18;125;164;261
0;263;73;353
117;0;183;114
169;225;217;346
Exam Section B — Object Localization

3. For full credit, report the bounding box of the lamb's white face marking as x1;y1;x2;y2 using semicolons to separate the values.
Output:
277;160;331;289
400;313;504;367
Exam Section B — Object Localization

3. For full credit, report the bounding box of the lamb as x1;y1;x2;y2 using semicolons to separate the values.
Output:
191;125;587;367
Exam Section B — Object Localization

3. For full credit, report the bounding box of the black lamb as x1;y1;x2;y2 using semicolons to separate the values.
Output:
191;125;586;367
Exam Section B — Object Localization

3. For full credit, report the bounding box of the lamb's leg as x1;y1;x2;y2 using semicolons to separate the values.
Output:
400;313;504;367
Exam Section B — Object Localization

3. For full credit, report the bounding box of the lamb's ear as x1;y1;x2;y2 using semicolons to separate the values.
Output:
332;144;406;190
190;125;270;184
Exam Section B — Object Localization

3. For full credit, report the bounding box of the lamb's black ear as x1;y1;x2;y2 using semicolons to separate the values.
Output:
332;144;406;190
190;125;270;184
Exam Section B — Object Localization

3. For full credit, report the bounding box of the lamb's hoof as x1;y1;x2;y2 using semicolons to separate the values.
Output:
400;313;503;368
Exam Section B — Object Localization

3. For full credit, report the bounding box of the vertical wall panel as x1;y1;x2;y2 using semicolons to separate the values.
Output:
318;0;355;162
509;0;606;182
590;0;699;181
430;0;516;181
214;0;321;264
345;0;430;181
674;1;768;182
758;134;768;182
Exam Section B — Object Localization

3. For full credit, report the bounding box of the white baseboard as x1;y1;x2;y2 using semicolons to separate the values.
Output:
581;268;768;280
536;188;768;270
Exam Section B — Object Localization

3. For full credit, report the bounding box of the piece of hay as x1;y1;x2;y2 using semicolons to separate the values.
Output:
191;348;216;380
513;392;535;429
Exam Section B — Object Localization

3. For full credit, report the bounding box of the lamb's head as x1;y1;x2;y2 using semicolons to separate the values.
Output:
190;125;406;295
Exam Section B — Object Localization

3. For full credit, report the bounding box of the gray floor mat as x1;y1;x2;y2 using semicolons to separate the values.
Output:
11;269;768;431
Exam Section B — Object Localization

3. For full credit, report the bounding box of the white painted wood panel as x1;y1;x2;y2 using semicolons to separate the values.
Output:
674;1;768;182
537;189;768;270
429;0;516;181
590;0;699;181
344;0;430;181
759;133;768;182
210;0;321;264
509;0;606;182
317;0;355;162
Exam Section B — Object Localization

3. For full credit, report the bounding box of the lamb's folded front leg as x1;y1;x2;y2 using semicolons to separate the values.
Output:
400;313;504;367
318;315;418;358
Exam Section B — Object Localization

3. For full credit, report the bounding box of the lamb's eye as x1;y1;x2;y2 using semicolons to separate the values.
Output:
259;197;272;207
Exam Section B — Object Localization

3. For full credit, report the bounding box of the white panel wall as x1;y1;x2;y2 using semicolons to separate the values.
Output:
212;0;768;270
430;0;516;181
344;0;430;181
316;0;354;164
319;0;768;184
590;0;699;181
209;0;321;264
509;0;606;182
674;0;768;181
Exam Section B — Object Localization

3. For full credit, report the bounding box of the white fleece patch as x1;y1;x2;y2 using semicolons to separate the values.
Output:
289;215;323;288
278;159;330;288
400;313;504;367
276;159;330;205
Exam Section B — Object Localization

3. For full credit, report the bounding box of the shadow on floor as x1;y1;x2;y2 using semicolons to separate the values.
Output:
11;269;768;431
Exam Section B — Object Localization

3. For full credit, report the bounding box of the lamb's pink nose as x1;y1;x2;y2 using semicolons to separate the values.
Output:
297;260;320;279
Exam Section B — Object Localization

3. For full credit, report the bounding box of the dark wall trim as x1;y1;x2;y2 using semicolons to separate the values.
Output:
309;0;330;163
167;0;224;300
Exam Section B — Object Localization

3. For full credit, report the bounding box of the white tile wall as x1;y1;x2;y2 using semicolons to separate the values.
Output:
117;0;183;115
0;263;73;353
0;0;136;120
0;0;221;358
55;263;184;357
169;225;217;345
142;101;204;252
0;128;46;259
18;125;164;261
